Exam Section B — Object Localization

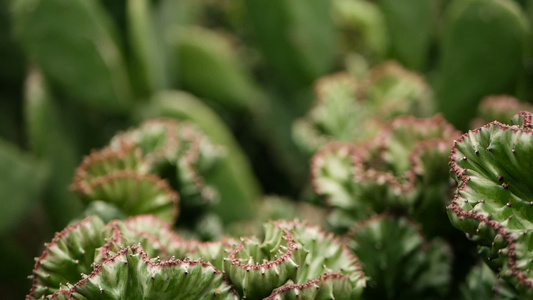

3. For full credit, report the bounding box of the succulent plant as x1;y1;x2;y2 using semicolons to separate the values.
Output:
471;95;533;128
27;215;237;300
27;216;365;300
447;111;533;298
344;214;451;300
71;118;222;225
311;114;459;235
293;62;434;155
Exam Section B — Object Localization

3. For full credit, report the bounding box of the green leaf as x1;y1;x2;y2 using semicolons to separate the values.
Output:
436;0;529;130
378;0;438;70
173;26;261;110
0;138;47;235
13;0;133;112
244;0;336;88
24;69;83;229
127;0;167;96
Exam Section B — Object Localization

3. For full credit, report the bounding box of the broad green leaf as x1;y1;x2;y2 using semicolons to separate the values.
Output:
13;0;133;112
24;69;83;229
436;0;528;130
173;26;261;110
0;138;47;234
127;0;167;96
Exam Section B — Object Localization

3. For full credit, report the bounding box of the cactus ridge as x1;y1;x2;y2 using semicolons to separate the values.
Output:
293;62;434;155
311;115;459;219
27;215;195;300
264;272;354;300
447;111;533;294
344;214;451;299
72;118;224;223
49;246;238;300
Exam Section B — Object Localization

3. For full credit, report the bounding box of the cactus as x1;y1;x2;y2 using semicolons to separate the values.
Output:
344;214;451;300
447;111;533;298
293;62;434;155
471;95;533;128
311;114;459;234
72;118;223;226
27;215;237;300
28;216;365;299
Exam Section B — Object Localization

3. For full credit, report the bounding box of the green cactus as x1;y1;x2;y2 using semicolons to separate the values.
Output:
71;118;226;225
344;214;451;300
311;115;459;235
471;95;533;127
447;111;533;298
293;62;434;155
28;216;365;299
27;215;237;300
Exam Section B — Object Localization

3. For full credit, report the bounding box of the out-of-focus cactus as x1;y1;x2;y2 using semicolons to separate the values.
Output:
344;214;451;300
309;115;458;299
447;111;533;298
293;62;434;155
332;0;388;61
311;115;459;234
471;95;533;128
436;0;529;130
71;118;224;226
28;216;365;299
139;92;261;223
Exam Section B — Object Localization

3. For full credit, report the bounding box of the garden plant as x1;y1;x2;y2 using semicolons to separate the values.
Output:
2;0;533;299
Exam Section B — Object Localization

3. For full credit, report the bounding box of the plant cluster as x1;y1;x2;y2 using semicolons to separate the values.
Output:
2;0;533;299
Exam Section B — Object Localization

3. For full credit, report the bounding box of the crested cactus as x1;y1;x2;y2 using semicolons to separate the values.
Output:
72;118;223;225
344;214;451;299
447;111;533;298
293;62;433;155
27;215;237;300
28;216;365;300
311;114;459;235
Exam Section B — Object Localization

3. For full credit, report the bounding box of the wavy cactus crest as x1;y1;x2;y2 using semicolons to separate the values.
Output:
224;220;365;299
311;115;459;232
72;118;223;223
28;216;365;300
447;111;533;298
344;214;451;300
357;61;433;118
293;62;434;155
27;215;237;299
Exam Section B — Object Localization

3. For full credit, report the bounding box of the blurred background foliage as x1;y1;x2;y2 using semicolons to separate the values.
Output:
1;0;533;298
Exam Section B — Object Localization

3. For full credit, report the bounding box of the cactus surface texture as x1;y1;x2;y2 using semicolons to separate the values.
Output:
448;111;533;298
27;216;365;300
